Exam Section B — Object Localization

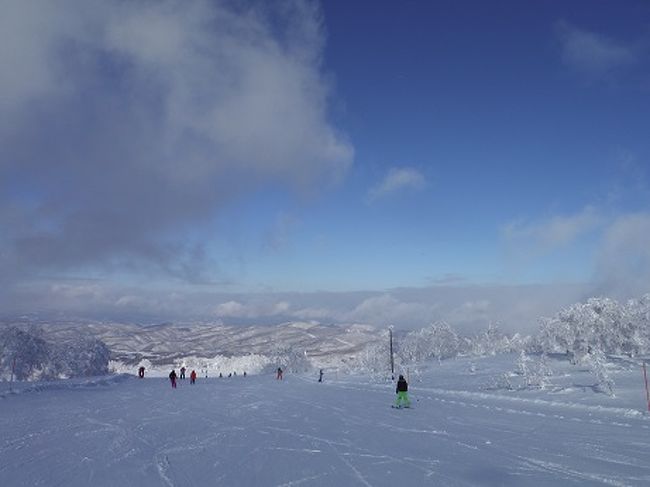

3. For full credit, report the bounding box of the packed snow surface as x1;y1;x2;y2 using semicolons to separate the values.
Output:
2;354;650;486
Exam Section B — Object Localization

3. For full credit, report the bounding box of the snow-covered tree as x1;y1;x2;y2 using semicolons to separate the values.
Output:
50;339;111;378
538;295;650;357
583;348;615;396
357;330;394;378
0;327;111;381
266;343;312;373
516;350;530;377
470;323;521;356
0;327;50;381
399;322;460;364
516;351;553;389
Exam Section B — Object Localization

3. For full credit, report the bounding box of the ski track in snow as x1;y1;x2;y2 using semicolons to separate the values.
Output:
2;361;650;486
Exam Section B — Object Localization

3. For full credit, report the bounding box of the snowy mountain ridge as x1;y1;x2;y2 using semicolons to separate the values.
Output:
0;319;385;378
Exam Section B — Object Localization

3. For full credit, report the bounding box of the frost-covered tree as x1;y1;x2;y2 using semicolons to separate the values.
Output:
0;327;50;381
583;348;615;396
50;339;111;378
516;350;530;377
538;295;650;357
623;294;650;355
357;330;394;378
399;322;460;364
0;327;111;381
470;323;520;356
515;351;552;389
266;343;311;373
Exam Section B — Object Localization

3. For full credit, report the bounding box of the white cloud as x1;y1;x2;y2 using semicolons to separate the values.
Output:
215;299;291;319
593;213;650;298
366;167;427;202
1;278;592;333
0;0;353;283
50;283;105;301
344;294;438;326
215;301;247;318
502;207;603;254
555;21;637;76
291;307;333;320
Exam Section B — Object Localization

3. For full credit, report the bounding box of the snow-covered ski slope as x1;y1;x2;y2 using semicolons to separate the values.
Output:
2;354;650;486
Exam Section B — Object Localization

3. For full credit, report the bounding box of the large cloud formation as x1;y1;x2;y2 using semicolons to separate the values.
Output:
0;0;352;284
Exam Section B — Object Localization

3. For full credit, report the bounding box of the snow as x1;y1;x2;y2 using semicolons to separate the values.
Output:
2;354;650;486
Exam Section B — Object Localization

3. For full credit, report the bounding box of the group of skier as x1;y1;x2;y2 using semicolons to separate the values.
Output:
168;368;198;388
145;363;411;406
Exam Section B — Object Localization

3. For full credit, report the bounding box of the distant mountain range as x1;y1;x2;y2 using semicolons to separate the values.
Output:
1;318;385;375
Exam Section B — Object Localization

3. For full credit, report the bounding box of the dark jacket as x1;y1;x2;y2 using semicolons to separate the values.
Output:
169;371;177;380
396;376;408;393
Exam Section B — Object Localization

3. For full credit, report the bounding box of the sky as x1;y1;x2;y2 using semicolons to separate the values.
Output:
1;0;650;331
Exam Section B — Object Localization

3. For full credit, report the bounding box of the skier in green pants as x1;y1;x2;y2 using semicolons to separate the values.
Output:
395;374;411;408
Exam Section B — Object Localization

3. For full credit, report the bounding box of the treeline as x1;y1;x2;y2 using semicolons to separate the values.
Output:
353;323;529;375
354;293;650;375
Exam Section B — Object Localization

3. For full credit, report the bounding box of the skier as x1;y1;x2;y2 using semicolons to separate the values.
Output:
180;366;186;380
276;367;283;380
318;369;323;383
190;370;197;384
138;366;145;378
394;374;411;408
169;369;177;389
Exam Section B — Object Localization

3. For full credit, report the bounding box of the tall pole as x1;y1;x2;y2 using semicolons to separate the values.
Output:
643;361;650;411
389;326;394;380
10;356;16;393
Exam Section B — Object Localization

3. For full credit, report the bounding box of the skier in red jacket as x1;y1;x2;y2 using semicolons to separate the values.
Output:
190;370;197;384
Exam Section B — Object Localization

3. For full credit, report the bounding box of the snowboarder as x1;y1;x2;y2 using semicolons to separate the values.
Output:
138;366;145;378
190;370;197;384
180;366;186;380
276;367;283;380
318;369;323;383
394;374;410;408
169;369;177;389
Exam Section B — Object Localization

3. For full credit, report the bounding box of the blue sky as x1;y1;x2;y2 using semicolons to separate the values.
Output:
216;0;650;291
1;0;649;329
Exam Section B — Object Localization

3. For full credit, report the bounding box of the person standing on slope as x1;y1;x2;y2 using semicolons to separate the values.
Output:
190;370;197;384
276;367;283;380
395;374;410;408
169;369;177;389
180;366;186;380
318;369;323;383
138;366;145;378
